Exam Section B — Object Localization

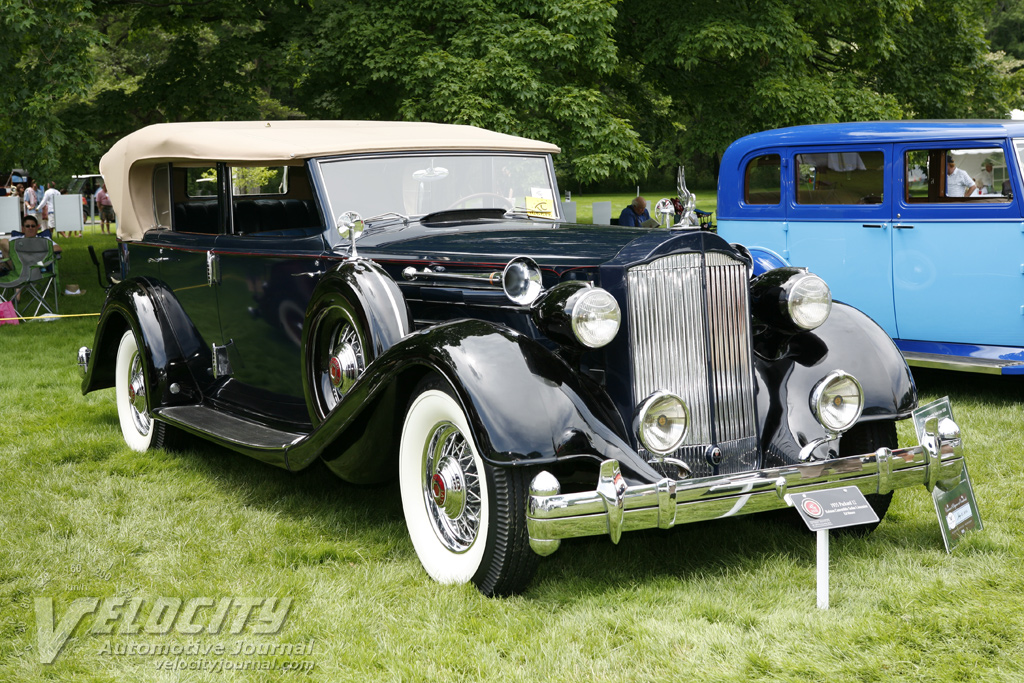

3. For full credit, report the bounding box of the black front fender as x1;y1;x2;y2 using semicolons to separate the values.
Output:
756;302;917;464
289;320;662;486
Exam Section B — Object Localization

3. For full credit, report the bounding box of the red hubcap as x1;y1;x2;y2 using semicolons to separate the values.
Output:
431;473;447;506
329;357;342;388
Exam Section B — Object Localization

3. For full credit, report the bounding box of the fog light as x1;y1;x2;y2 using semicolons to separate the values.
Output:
634;392;689;456
811;370;864;433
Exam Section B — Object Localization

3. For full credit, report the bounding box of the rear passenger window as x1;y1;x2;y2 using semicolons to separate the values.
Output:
904;147;1010;203
744;154;780;204
795;151;884;205
229;164;320;236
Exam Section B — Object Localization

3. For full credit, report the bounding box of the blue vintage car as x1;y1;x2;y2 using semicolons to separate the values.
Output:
717;120;1024;375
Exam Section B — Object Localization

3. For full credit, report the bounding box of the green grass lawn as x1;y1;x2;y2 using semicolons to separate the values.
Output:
2;231;1023;682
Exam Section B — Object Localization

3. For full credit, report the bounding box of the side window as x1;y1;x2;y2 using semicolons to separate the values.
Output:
153;164;171;228
744;154;780;204
905;147;1010;203
185;166;218;198
795;151;884;205
229;165;320;236
172;165;221;234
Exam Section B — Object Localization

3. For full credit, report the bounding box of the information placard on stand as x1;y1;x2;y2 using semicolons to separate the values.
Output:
786;486;880;609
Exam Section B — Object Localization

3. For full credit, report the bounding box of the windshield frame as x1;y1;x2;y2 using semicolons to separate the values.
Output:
312;150;562;232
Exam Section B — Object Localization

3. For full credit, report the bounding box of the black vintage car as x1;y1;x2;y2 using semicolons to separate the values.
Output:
79;121;967;595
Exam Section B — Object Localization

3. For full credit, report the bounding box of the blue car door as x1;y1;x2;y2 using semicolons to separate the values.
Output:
784;145;897;336
891;141;1024;346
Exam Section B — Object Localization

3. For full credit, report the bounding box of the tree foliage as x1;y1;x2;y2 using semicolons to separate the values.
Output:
1;0;1021;188
299;0;651;184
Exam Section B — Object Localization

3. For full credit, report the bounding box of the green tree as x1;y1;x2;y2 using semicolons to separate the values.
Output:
0;0;102;180
618;0;1024;182
298;0;651;185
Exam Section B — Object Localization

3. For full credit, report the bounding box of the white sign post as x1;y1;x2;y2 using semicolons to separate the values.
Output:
817;529;829;609
787;487;879;610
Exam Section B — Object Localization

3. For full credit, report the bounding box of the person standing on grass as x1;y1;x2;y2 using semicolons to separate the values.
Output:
95;183;115;234
39;181;64;237
24;180;39;219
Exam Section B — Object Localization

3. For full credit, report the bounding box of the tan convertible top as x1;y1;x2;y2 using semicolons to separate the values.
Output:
100;120;561;240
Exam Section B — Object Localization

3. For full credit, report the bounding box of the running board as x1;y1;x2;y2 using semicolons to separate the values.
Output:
902;351;1024;375
155;404;306;467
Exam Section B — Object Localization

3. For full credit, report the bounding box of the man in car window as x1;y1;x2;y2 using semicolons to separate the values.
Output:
946;156;977;197
975;158;995;194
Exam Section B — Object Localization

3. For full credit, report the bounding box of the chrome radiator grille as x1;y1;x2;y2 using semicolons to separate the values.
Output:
627;252;759;478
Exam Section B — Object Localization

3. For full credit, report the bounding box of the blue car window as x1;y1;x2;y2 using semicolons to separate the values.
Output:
743;154;780;204
904;147;1010;202
794;151;884;205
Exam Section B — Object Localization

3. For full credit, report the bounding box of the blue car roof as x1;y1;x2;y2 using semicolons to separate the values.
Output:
724;119;1024;154
718;120;1024;220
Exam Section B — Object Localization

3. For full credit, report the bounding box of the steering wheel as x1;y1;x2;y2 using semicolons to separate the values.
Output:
445;193;515;211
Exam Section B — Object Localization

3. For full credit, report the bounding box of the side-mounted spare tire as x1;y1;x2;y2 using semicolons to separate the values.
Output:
301;259;411;425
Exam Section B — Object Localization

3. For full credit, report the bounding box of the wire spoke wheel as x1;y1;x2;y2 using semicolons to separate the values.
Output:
399;375;538;595
310;306;365;422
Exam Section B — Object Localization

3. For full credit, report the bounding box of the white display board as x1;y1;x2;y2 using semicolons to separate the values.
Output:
0;196;21;233
54;194;84;233
592;201;612;225
560;200;576;223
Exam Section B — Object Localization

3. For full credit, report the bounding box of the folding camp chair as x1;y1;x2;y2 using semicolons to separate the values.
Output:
0;237;60;317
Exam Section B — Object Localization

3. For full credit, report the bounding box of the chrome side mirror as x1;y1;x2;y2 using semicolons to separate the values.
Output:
336;211;365;259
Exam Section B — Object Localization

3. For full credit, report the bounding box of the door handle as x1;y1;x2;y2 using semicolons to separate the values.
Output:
147;257;176;263
893;224;915;230
862;224;884;229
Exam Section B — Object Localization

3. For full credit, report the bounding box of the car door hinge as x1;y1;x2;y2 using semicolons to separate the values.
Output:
207;251;220;286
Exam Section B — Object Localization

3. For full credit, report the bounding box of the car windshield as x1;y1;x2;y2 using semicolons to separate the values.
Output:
317;153;558;222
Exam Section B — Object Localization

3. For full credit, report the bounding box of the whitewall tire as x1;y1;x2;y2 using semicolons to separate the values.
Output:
398;375;538;595
115;330;155;452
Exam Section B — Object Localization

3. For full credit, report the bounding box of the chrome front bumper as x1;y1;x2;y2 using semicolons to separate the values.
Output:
527;417;964;556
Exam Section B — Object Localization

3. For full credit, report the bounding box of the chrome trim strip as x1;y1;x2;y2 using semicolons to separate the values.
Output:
902;350;1024;375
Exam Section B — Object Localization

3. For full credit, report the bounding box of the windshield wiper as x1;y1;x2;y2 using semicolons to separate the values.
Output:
363;212;410;228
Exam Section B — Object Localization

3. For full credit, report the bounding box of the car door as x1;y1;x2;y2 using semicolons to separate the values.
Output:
784;144;897;336
213;165;330;426
891;140;1024;346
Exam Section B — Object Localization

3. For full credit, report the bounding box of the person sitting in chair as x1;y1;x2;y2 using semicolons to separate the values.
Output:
2;215;61;274
618;196;652;227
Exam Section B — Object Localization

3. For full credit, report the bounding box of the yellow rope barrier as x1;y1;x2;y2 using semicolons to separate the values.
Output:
1;312;101;322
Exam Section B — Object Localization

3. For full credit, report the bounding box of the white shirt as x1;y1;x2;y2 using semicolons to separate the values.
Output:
946;167;975;197
40;187;61;212
975;168;994;192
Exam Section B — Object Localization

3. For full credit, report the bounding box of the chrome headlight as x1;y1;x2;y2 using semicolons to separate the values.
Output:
750;267;832;333
570;288;621;348
531;281;621;349
788;273;831;330
502;257;543;306
634;392;689;456
811;370;864;434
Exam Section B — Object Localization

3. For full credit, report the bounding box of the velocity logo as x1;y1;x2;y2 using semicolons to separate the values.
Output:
34;597;291;664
